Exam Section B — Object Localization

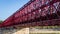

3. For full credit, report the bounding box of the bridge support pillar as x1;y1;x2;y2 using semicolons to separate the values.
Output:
13;28;29;34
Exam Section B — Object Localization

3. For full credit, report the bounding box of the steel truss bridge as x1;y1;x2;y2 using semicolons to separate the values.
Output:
0;0;60;28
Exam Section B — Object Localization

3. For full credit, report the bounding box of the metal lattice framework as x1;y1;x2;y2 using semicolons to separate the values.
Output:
0;0;60;28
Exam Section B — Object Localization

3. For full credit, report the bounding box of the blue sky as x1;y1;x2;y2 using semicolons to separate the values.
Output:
0;0;29;20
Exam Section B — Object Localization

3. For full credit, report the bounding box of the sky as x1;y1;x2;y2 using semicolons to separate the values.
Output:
0;0;29;20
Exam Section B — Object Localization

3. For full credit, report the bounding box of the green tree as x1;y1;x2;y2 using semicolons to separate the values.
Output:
0;20;3;24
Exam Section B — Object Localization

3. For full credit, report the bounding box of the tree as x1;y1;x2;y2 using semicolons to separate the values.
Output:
0;20;3;24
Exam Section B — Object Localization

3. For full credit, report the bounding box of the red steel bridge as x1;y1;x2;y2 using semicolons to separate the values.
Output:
0;0;60;28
